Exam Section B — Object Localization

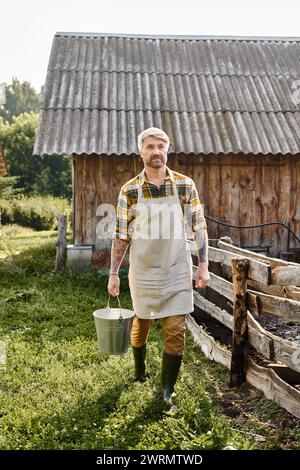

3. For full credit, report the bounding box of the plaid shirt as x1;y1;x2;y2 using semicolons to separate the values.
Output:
113;166;207;241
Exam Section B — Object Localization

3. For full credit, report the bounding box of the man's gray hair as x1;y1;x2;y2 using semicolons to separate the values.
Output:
137;127;170;152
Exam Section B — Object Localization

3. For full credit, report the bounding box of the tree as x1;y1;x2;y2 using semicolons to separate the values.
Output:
0;112;72;199
0;176;20;198
0;78;42;123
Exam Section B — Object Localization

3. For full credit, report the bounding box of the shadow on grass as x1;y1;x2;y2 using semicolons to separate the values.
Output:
11;377;168;450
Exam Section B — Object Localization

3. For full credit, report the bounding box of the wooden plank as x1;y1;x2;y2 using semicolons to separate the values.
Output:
192;156;206;223
248;279;300;302
208;272;233;301
272;265;300;287
208;160;222;239
219;156;233;239
208;246;272;285
238;163;259;247
187;314;300;419
277;157;292;254
97;155;113;250
218;240;291;268
193;290;233;330
230;258;249;387
266;363;300;385
260;159;278;255
289;156;298;250
247;313;274;359
186;314;231;368
292;158;300;250
213;237;300;290
248;325;274;360
247;291;260;318
247;289;300;323
247;312;300;374
230;165;241;246
193;266;233;301
246;357;300;419
74;154;100;246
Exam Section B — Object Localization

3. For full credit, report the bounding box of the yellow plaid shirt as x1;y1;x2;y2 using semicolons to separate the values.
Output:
113;166;207;241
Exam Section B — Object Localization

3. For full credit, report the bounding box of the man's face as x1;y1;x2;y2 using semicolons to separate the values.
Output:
140;136;168;169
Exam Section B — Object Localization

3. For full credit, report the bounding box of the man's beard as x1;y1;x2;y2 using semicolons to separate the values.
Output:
148;158;164;168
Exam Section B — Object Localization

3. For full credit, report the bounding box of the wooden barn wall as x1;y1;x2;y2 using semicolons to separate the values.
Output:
73;153;300;258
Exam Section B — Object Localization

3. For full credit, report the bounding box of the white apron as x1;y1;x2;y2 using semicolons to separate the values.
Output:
128;175;194;319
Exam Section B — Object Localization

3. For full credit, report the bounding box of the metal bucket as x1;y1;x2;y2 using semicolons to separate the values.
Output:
93;296;134;355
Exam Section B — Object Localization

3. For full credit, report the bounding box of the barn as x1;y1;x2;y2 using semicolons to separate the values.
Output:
34;32;300;268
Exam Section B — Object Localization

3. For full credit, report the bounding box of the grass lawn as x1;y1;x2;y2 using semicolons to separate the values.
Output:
0;225;300;450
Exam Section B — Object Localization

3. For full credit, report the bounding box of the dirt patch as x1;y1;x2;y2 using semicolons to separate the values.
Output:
257;313;300;344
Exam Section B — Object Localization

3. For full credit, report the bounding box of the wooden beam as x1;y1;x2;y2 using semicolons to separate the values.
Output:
266;363;300;385
248;279;300;302
230;258;249;387
218;240;293;268
192;267;233;301
247;289;300;323
272;265;300;287
208;246;272;285
246;357;300;419
193;290;233;330
218;240;300;286
186;315;231;368
213;241;300;286
247;312;300;374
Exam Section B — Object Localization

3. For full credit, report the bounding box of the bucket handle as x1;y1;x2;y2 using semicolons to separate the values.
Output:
106;295;123;321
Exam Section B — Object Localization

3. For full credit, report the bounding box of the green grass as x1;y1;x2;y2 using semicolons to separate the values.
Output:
0;225;300;450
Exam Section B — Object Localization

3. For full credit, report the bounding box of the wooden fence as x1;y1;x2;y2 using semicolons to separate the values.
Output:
187;238;300;419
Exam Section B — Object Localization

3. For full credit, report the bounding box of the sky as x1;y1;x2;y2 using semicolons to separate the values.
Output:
1;0;300;92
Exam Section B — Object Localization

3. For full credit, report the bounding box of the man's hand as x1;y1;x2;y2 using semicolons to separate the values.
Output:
107;274;120;296
195;263;210;289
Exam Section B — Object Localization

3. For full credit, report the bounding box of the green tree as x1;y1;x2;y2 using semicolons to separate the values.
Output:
0;78;42;123
0;112;72;199
0;176;20;198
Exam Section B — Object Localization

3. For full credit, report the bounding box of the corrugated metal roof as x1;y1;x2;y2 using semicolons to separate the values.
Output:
34;33;300;156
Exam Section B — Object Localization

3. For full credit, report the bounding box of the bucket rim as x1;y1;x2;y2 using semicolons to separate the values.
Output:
93;308;134;320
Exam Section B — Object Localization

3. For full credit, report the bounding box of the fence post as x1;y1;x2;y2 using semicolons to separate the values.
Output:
54;215;67;273
229;257;249;387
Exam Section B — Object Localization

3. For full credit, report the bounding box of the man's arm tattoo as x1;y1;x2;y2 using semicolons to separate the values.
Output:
193;229;208;264
110;238;130;273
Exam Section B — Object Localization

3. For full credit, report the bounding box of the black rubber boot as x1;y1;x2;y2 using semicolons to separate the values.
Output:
161;351;183;403
132;344;148;382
